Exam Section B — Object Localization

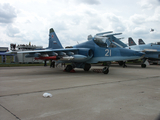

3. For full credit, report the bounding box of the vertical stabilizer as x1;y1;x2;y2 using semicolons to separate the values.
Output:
138;39;145;45
48;28;63;49
128;37;136;46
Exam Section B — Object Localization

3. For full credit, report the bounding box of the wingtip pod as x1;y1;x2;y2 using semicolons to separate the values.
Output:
50;28;54;33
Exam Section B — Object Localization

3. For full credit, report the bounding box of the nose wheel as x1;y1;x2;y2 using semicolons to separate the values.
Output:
102;67;109;74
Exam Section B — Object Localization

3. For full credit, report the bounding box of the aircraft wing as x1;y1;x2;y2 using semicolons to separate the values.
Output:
6;48;93;62
5;48;78;55
17;48;78;54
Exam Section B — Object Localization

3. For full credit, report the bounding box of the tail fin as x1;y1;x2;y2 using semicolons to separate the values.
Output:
48;28;63;49
128;37;136;46
138;39;145;45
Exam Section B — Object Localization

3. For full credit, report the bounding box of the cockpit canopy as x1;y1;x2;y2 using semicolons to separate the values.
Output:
93;36;117;48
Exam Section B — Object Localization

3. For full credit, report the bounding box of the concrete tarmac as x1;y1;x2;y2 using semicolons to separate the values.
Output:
0;65;160;120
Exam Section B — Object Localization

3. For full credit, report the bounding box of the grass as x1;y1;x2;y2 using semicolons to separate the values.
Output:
0;56;49;67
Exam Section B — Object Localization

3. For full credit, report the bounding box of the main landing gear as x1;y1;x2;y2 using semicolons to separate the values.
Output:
141;64;146;68
65;65;74;72
64;63;91;72
83;63;91;71
64;63;110;74
118;61;127;68
141;59;148;68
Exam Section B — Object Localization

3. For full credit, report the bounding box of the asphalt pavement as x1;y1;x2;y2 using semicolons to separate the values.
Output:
0;64;160;120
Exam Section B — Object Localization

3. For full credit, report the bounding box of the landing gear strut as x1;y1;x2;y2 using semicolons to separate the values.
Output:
118;61;127;68
123;61;127;68
118;61;123;66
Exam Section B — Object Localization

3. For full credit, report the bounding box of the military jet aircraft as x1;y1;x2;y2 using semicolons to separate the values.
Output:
128;38;160;67
102;34;160;68
6;28;144;74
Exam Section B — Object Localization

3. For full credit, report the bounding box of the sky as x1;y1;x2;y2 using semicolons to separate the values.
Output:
0;0;160;49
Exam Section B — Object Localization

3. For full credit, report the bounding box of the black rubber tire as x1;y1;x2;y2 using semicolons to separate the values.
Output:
141;64;146;68
103;67;109;74
65;65;73;72
84;63;91;71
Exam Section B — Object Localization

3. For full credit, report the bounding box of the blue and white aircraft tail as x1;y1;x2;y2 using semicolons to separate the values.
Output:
138;39;145;45
128;37;137;46
47;28;63;49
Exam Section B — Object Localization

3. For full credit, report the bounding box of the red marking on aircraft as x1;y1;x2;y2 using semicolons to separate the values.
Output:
35;56;59;60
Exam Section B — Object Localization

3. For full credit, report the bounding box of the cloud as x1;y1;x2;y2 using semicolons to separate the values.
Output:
149;31;160;39
138;0;160;10
75;0;100;5
51;21;68;32
0;3;17;24
133;27;149;35
6;24;20;37
0;0;160;48
146;6;160;22
89;25;103;31
130;14;146;25
106;13;126;32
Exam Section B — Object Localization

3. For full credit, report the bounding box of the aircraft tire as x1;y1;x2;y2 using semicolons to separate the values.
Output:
141;64;146;68
103;67;109;74
65;65;73;72
84;63;91;71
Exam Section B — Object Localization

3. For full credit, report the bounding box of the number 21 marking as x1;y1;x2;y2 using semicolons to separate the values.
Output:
105;49;111;56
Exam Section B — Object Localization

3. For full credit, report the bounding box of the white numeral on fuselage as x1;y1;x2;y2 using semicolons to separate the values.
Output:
105;49;111;56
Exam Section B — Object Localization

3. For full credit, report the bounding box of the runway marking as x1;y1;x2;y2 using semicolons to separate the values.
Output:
0;76;160;98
